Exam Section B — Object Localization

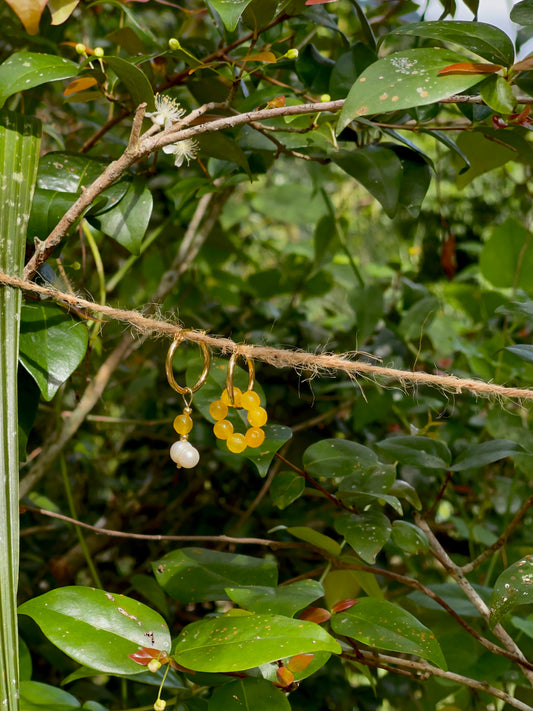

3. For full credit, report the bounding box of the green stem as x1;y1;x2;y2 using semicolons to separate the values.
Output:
81;220;106;343
59;454;103;589
320;187;364;287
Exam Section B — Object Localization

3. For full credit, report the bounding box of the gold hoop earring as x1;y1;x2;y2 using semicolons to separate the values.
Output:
209;352;267;454
166;333;210;469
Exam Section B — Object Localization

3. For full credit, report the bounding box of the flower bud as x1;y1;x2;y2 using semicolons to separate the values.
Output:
94;47;104;57
75;43;87;55
285;48;299;60
154;699;166;711
168;38;182;51
320;93;331;103
147;659;162;673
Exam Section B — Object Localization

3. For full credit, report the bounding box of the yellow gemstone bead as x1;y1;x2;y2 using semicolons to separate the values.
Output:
245;427;265;448
213;419;233;440
221;387;242;407
209;400;228;421
240;390;261;410
227;432;246;453
247;406;267;427
173;413;193;435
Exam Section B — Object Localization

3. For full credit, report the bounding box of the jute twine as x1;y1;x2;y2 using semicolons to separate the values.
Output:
2;270;532;402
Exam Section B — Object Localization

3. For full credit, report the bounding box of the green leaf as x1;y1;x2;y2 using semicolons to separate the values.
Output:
93;179;153;254
270;470;305;509
20;681;80;711
27;188;81;240
197;133;250;175
388;480;422;510
335;510;391;564
480;218;533;289
479;75;516;114
336;463;399;511
19;639;32;681
245;424;293;477
390;521;429;555
0;109;41;711
454;130;517;188
490;555;533;628
505;345;533;364
385;21;514;66
303;438;378;479
450;439;524;471
153;547;278;603
331;598;447;669
376;436;451;470
511;614;533;640
208;0;255;31
173;613;341;671
208;678;291;711
0;52;79;109
510;0;533;26
19;302;88;401
285;527;342;557
103;56;155;110
333;146;402;218
337;49;489;131
18;586;171;675
225;580;325;617
407;583;490;617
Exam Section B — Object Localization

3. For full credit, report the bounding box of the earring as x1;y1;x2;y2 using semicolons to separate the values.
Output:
166;333;210;469
209;352;267;454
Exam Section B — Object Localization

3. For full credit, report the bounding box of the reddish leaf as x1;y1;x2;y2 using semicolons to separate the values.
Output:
331;599;358;614
286;653;314;672
243;51;277;64
512;57;533;72
438;62;502;76
276;666;295;687
492;115;508;129
64;77;98;97
299;607;331;624
129;647;169;666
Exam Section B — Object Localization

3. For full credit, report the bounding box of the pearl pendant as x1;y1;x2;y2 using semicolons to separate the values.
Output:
170;439;199;468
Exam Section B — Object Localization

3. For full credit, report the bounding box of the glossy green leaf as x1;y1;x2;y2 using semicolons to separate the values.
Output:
385;21;514;66
450;439;524;471
173;613;341;671
244;424;293;477
338;49;488;131
391;521;429;555
103;56;155;110
376;436;451;469
335;509;391;564
270;470;305;509
510;0;533;26
197;133;250;175
331;598;447;669
511;614;533;639
19;639;32;681
19;302;88;401
208;678;290;711
505;345;533;364
337;463;400;512
93;179;153;254
20;681;80;711
27;188;80;240
480;218;533;289
18;586;171;675
208;0;255;31
393;145;432;218
225;580;324;617
0;52;78;109
388;480;422;510
0;110;41;710
479;75;516;114
427;129;470;174
153;547;278;603
303;438;378;479
333;146;402;217
490;555;533;628
455;130;517;188
286;526;342;557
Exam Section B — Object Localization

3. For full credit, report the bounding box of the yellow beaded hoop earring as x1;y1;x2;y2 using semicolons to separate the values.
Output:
209;352;267;454
166;333;210;469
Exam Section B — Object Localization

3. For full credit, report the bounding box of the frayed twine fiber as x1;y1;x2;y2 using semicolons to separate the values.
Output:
2;270;533;402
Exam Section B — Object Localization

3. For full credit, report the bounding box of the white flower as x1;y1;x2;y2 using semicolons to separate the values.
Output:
145;94;185;130
162;138;198;167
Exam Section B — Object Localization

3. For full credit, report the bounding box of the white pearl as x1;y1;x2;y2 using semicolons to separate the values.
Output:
178;443;200;469
170;440;188;464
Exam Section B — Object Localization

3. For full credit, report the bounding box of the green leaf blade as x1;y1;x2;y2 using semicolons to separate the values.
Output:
209;678;290;711
173;613;341;672
490;556;533;628
225;580;325;617
0;52;79;109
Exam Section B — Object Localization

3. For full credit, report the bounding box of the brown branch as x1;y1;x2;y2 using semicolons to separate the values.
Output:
416;517;533;686
461;495;533;574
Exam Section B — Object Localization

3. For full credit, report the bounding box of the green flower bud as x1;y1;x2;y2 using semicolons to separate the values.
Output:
147;659;162;673
154;699;166;711
320;93;331;103
285;48;299;60
75;43;87;55
94;47;104;58
168;38;182;51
